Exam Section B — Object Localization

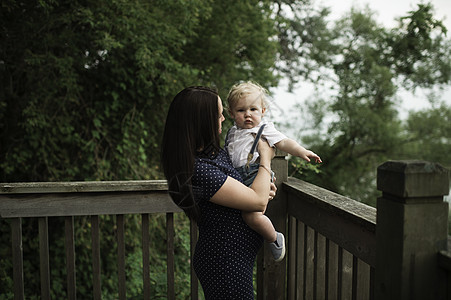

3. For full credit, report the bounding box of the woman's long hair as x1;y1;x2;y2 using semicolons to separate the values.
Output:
161;86;220;222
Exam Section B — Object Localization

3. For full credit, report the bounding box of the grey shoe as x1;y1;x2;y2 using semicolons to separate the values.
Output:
269;232;286;262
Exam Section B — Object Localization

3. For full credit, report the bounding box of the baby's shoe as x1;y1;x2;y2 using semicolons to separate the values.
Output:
269;232;286;262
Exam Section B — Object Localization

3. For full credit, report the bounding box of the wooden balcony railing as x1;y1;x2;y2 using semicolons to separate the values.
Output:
0;157;449;299
0;180;191;299
284;178;375;299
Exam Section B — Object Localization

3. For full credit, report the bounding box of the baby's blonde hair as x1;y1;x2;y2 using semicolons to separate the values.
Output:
227;81;269;111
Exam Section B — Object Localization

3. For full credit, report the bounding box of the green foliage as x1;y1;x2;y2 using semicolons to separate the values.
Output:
289;156;321;177
401;101;451;167
285;3;450;205
390;4;450;87
0;0;283;297
272;1;332;88
181;0;280;94
0;0;280;182
1;0;450;297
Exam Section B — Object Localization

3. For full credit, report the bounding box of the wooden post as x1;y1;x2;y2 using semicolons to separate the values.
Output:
258;150;288;300
375;160;450;300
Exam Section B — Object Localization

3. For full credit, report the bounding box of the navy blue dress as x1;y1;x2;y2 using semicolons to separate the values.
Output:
192;148;263;299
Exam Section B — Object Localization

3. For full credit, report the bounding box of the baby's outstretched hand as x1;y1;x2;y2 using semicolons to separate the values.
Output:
301;150;322;164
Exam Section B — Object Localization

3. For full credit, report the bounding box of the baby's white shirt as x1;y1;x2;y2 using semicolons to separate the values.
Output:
227;120;287;168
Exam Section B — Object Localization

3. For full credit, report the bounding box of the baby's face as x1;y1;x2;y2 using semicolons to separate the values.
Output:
230;92;266;129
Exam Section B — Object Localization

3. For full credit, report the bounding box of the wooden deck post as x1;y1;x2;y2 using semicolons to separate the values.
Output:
257;150;288;300
375;160;450;300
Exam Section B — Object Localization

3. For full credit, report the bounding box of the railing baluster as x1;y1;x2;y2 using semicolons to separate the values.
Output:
352;255;358;300
287;216;296;300
355;258;371;300
327;241;339;300
313;230;318;300
297;220;305;299
370;266;375;300
305;226;315;299
11;217;24;300
337;246;343;300
166;213;175;300
190;220;198;300
142;213;150;300
39;217;51;300
65;216;76;300
117;214;126;300
325;238;330;300
316;233;326;300
91;215;101;300
341;249;353;299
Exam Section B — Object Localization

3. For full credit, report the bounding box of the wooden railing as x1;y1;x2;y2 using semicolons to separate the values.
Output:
0;180;192;300
284;178;375;299
0;159;449;299
279;160;450;300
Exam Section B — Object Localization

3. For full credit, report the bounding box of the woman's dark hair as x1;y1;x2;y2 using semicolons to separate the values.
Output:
161;86;220;222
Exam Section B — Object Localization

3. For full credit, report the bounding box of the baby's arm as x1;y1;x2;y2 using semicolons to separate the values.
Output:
275;138;322;163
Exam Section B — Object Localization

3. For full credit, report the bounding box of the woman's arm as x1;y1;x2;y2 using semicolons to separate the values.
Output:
210;139;275;212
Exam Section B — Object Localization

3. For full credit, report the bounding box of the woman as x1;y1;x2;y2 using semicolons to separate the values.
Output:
161;86;276;298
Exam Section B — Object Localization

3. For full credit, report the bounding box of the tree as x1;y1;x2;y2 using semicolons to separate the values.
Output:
402;100;451;167
2;0;448;297
0;0;280;182
283;4;451;205
0;0;284;298
272;0;333;90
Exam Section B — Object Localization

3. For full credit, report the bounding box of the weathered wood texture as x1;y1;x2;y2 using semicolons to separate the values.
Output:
91;215;102;300
0;189;180;219
375;160;450;300
258;149;288;300
284;177;376;300
438;240;451;300
0;180;168;194
1;160;449;300
38;217;51;299
11;217;24;299
0;180;178;218
0;180;185;300
284;177;376;266
65;216;76;300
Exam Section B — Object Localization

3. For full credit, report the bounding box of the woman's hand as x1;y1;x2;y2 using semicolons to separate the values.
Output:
268;182;277;201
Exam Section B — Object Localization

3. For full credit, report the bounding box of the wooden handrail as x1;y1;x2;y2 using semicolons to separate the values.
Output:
1;159;449;299
0;180;168;194
284;177;376;299
0;181;180;218
0;180;184;300
284;178;376;267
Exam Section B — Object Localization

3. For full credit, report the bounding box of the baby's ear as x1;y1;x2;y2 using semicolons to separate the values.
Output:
227;108;234;117
262;107;267;115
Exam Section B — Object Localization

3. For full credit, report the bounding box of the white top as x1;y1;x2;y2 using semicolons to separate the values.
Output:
227;120;287;168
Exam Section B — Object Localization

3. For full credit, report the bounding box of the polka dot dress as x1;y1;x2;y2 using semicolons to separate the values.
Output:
192;148;263;299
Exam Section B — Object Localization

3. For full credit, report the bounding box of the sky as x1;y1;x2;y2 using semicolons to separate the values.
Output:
270;0;451;126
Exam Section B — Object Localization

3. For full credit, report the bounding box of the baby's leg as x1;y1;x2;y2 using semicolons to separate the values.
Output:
242;211;277;243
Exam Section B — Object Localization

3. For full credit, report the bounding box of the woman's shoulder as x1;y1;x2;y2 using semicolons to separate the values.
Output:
195;148;241;180
195;148;226;169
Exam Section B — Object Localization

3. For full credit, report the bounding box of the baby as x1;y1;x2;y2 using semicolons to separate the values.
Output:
226;81;322;262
